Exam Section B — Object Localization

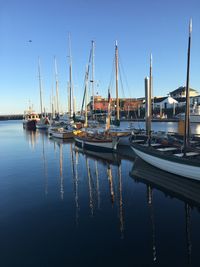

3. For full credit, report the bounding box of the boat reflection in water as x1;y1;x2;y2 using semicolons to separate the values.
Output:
59;142;64;200
5;120;200;266
41;132;48;197
74;146;121;166
45;139;125;236
130;158;200;207
49;138;75;201
74;145;125;237
130;157;200;265
23;129;39;150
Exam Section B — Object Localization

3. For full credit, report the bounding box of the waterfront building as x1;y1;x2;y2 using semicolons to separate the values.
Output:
170;86;199;98
88;96;143;113
153;96;178;109
84;85;200;120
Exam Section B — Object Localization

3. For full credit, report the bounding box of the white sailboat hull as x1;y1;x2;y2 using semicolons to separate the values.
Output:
132;146;200;181
51;130;74;139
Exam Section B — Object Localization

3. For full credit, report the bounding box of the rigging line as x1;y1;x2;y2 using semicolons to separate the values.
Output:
118;52;142;128
108;53;115;97
118;64;126;98
81;49;92;114
129;98;142;129
88;81;92;100
81;62;90;114
118;52;132;98
81;71;89;115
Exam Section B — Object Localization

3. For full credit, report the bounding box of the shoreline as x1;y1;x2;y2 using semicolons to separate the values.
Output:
0;115;179;122
0;115;23;120
121;118;179;122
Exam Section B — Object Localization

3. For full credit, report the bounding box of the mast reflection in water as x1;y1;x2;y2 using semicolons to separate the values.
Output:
1;120;200;266
130;157;200;266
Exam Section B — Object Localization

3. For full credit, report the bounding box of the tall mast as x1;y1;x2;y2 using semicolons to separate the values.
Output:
84;65;89;128
68;33;73;118
145;76;151;141
51;85;55;119
38;57;43;117
106;88;111;131
184;19;192;154
54;56;59;115
91;40;95;118
150;53;153;112
67;82;70;114
115;40;120;125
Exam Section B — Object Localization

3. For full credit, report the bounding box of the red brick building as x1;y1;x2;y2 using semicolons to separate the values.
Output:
89;96;143;112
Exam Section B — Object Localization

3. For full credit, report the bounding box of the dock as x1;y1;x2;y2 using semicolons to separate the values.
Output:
0;114;23;120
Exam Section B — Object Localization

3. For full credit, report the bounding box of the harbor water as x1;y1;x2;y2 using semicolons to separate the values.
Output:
1;120;200;266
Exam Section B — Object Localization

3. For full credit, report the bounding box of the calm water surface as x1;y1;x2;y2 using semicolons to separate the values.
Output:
0;120;200;267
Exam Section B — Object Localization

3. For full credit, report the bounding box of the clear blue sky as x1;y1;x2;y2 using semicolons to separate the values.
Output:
0;0;200;114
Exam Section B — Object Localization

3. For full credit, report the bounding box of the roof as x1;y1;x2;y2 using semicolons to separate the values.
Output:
174;97;186;103
170;86;197;95
153;97;167;103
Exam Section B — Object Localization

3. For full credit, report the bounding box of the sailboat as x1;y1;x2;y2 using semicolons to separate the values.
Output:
73;41;119;151
36;58;50;130
131;19;200;181
78;40;98;127
74;127;119;152
50;41;75;139
74;86;119;152
108;41;132;145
